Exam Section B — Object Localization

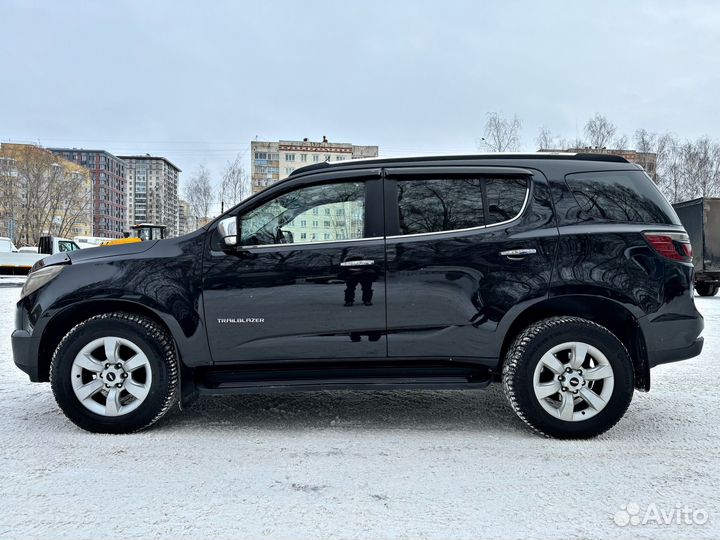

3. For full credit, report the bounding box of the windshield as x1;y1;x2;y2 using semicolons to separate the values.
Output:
0;239;16;253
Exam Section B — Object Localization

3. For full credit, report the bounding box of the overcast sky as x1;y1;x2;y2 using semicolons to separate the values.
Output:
2;0;719;211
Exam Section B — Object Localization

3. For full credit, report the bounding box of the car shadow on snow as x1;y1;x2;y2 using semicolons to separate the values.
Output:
160;384;525;434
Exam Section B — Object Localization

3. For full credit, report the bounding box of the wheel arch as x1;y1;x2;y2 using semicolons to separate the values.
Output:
37;300;180;383
498;295;650;391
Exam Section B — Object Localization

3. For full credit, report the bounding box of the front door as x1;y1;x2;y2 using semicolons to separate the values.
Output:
383;166;557;361
203;170;387;363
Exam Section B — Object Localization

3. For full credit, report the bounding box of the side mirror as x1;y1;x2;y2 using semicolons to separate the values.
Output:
217;216;238;247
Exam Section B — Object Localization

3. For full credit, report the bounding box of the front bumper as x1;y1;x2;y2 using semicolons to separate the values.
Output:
11;329;42;381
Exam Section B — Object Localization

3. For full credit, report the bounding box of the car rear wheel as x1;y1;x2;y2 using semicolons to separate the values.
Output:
50;312;178;433
695;282;719;296
503;317;634;439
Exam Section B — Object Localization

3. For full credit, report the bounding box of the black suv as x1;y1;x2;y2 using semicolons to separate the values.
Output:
11;154;703;438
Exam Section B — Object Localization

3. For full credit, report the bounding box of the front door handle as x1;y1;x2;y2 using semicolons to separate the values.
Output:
340;260;375;267
500;248;537;260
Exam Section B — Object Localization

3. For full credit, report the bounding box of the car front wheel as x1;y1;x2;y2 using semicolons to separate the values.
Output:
503;317;634;439
50;312;178;433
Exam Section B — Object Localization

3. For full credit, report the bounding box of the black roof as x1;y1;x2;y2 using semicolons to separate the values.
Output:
288;152;629;177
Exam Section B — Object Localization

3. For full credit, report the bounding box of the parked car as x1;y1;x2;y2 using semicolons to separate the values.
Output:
11;153;703;437
672;197;720;296
0;238;41;276
0;236;80;276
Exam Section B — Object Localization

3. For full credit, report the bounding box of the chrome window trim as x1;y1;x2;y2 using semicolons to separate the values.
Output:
240;236;384;250
386;181;531;241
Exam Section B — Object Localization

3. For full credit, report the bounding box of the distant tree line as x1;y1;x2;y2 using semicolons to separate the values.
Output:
480;112;720;203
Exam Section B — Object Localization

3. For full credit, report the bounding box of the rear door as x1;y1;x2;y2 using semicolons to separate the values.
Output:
383;166;557;361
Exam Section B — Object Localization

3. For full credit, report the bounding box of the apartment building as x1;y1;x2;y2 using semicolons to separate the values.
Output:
177;199;199;236
248;137;378;245
48;148;126;237
120;155;181;237
251;137;378;194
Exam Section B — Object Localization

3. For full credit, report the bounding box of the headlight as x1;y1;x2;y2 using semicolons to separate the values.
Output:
20;266;65;299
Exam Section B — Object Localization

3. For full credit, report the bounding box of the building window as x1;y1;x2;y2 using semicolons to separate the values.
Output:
300;154;307;162
285;153;295;161
312;155;320;163
300;220;307;227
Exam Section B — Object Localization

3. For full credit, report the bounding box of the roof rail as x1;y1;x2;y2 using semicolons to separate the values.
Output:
288;152;630;176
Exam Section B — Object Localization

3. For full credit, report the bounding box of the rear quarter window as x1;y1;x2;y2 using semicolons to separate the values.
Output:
485;177;528;224
565;170;680;225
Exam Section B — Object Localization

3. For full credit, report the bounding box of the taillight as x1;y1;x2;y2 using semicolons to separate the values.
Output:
643;232;693;262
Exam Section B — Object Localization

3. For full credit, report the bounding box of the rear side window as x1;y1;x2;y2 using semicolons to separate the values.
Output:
397;178;484;235
395;176;529;235
565;171;680;225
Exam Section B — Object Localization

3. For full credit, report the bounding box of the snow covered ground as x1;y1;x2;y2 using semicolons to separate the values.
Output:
0;281;718;540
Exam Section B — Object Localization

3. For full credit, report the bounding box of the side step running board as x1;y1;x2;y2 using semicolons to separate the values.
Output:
195;365;493;396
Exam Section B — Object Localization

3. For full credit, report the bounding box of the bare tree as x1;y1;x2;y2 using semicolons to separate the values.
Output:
0;155;21;242
220;153;249;211
480;112;522;152
584;113;617;149
184;165;216;222
536;126;555;150
657;134;685;203
0;145;92;245
680;137;720;199
52;167;92;238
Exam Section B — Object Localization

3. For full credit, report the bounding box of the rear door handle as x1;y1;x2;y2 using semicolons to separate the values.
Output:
500;248;537;260
340;260;375;267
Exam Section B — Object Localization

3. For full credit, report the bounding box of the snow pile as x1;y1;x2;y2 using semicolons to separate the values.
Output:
0;285;717;539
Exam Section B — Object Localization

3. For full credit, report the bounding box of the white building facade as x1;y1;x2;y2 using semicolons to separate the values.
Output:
251;137;378;195
120;155;181;237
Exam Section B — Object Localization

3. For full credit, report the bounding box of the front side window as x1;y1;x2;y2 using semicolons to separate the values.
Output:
396;178;485;235
240;182;365;246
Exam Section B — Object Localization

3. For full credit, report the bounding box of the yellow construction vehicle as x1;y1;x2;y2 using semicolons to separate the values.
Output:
102;224;167;246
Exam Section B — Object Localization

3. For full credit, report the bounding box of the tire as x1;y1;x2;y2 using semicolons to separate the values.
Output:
503;317;634;439
50;312;178;433
695;283;719;297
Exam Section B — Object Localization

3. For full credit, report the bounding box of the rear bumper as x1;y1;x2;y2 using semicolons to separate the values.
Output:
642;308;705;368
11;329;42;382
649;336;704;368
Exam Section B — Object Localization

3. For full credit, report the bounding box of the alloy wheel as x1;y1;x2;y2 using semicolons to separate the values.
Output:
532;341;615;422
70;336;152;417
